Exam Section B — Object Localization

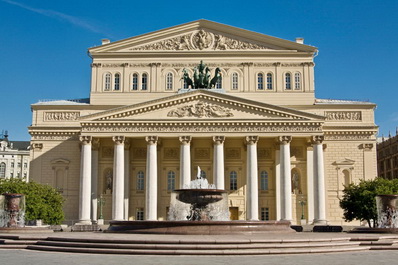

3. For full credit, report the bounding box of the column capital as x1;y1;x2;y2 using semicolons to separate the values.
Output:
79;136;92;145
278;136;292;145
213;136;225;145
179;136;192;145
245;136;259;145
145;136;158;145
112;136;125;145
311;135;324;145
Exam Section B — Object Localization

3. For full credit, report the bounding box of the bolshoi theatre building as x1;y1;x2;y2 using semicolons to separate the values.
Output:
29;20;378;225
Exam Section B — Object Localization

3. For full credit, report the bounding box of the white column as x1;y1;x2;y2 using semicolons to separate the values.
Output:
313;135;327;224
306;145;315;223
124;140;130;221
213;136;225;189
279;136;292;221
112;136;125;220
275;149;281;221
91;139;99;222
145;136;158;220
246;136;259;221
78;136;92;224
179;136;192;189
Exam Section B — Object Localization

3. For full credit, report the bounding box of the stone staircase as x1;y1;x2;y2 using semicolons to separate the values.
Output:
2;234;398;255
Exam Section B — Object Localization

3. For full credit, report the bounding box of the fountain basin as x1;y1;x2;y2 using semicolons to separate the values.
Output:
106;220;294;234
175;189;225;206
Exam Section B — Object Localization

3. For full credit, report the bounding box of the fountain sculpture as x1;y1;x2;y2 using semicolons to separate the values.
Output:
0;193;25;228
376;195;398;228
106;166;294;234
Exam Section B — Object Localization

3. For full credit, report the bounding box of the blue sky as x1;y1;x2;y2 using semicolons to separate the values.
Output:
1;0;397;141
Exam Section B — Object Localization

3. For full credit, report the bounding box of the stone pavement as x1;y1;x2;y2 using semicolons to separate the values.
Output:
1;249;398;265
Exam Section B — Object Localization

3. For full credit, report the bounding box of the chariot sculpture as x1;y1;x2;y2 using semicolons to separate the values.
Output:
182;61;221;89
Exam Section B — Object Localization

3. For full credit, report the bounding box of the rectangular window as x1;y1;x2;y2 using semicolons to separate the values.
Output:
261;207;269;221
136;208;144;220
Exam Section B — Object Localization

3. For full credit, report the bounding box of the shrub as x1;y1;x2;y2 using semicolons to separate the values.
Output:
0;178;64;225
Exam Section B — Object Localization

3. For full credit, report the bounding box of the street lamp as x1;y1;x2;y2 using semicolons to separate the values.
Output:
298;195;306;220
98;194;106;220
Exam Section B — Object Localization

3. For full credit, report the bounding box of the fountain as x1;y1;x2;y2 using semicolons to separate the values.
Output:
106;166;294;234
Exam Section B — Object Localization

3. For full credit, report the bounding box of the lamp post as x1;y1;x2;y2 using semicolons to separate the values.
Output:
98;194;106;220
298;195;306;220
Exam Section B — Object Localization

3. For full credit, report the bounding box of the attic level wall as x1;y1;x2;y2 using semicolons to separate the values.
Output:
89;59;315;106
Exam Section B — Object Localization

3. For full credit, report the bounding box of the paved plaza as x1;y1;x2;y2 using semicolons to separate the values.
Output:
1;249;398;265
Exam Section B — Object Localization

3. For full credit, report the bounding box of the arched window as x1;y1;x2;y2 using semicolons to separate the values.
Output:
132;73;138;90
216;75;222;89
166;72;173;90
167;170;176;191
285;73;292;90
230;171;237;190
260;171;269;191
142;73;148;90
257;73;264;90
0;162;6;178
343;169;350;187
104;73;111;91
137;171;144;191
294;72;301;90
266;73;273;90
232;73;238;90
114;73;120;90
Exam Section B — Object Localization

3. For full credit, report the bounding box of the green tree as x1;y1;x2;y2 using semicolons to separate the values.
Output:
340;178;398;227
0;178;64;225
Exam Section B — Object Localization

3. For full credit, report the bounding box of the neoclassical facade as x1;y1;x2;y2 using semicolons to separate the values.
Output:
29;20;378;225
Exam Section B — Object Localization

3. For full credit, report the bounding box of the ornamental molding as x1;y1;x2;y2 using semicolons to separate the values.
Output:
44;112;80;121
30;143;43;150
81;121;323;134
130;30;270;51
30;131;79;141
167;101;234;118
324;131;375;141
325;111;362;121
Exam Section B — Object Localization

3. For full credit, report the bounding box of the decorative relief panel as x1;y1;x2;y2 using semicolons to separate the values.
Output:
194;148;210;159
291;146;304;158
167;101;233;118
131;30;270;51
164;148;179;159
258;148;272;159
226;148;241;159
325;111;362;121
101;147;114;158
132;148;147;159
44;112;80;121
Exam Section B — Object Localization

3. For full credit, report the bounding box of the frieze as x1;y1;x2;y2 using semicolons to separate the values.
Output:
324;131;375;141
194;148;210;159
254;63;275;67
167;101;233;118
325;111;362;121
44;112;80;121
132;148;146;159
226;148;241;159
164;148;179;159
82;122;322;133
30;135;78;141
129;63;151;67
258;148;272;159
130;30;270;51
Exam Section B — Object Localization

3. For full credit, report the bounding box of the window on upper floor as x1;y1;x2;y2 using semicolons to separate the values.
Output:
294;72;301;90
232;73;238;90
260;171;269;191
0;162;5;178
230;171;238;191
114;73;120;90
132;73;138;90
104;73;111;91
166;73;173;91
285;73;292;90
257;73;264;90
142;73;148;90
266;73;273;90
137;171;144;191
167;170;176;191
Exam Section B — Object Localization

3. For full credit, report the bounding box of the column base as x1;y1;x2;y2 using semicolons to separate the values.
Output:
75;220;92;225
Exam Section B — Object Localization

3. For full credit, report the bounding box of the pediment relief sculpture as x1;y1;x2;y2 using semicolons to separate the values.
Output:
131;30;270;51
167;101;233;118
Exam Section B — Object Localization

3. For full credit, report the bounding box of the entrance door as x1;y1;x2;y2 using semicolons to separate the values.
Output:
229;207;239;220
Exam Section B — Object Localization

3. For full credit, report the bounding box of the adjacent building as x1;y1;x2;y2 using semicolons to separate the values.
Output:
0;131;30;180
377;131;398;179
29;20;378;225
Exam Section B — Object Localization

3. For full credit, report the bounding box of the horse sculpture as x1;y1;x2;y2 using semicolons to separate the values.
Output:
182;61;222;89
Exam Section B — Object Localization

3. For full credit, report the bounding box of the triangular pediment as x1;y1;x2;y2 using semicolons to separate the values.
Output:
89;20;317;54
80;90;325;122
333;158;355;166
